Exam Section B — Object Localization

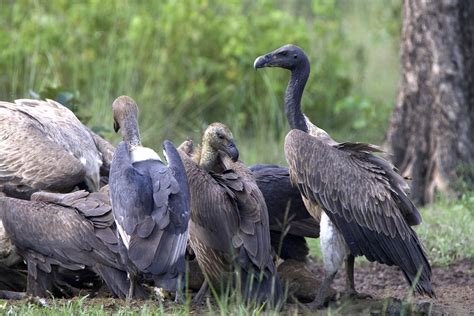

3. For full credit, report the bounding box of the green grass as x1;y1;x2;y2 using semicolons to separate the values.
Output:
307;191;474;266
0;0;400;154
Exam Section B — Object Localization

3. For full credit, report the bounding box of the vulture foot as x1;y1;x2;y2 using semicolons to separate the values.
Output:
343;289;373;300
174;290;185;304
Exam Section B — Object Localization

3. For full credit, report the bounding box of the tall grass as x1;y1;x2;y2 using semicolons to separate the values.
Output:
1;0;400;165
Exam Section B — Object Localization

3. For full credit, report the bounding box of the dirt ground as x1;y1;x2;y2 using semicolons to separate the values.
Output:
305;258;474;315
2;259;473;315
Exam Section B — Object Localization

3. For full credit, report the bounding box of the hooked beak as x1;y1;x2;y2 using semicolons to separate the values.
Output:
225;142;239;162
113;120;120;133
253;54;272;69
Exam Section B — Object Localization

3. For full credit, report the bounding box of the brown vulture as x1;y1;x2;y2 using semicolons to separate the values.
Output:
109;96;190;302
254;44;434;308
0;189;147;298
0;99;114;194
177;123;282;307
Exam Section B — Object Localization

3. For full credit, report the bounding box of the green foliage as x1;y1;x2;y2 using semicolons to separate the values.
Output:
416;191;474;266
0;0;400;157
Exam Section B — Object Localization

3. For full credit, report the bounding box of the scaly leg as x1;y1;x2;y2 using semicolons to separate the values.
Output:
308;212;348;309
344;254;372;299
308;271;337;309
192;280;208;305
127;272;135;300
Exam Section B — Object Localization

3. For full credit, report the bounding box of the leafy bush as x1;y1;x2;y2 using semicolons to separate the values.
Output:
0;0;400;161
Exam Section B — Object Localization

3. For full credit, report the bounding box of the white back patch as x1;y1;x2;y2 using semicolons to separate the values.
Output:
131;146;162;163
80;157;87;166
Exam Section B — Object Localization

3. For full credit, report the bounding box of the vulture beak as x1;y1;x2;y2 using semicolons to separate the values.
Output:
226;141;239;162
113;121;120;133
254;54;272;69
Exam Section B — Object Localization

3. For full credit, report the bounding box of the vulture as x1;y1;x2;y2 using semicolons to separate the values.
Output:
177;141;318;262
249;164;319;262
177;123;282;307
109;96;190;302
0;189;146;298
254;44;434;308
0;99;114;194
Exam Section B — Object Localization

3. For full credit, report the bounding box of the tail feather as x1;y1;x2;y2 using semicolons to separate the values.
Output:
239;267;283;308
95;264;148;299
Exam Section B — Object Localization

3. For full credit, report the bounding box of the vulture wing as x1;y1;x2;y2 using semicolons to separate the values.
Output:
0;197;122;273
0;104;86;191
110;142;188;290
250;164;319;238
284;129;433;296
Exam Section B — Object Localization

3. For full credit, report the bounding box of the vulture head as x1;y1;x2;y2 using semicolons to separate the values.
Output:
254;44;309;71
112;96;139;134
202;123;239;162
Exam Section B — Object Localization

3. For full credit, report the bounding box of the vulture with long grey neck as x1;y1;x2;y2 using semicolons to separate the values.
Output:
0;189;147;298
109;96;190;302
0;99;113;194
255;44;434;308
177;123;282;307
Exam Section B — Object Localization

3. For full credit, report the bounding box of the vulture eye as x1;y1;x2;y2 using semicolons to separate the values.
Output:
293;54;298;59
217;134;224;139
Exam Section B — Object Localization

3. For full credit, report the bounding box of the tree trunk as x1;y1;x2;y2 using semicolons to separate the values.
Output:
386;0;474;205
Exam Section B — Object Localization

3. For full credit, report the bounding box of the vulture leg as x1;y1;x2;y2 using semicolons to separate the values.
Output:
308;271;337;309
192;280;208;305
308;213;348;309
344;254;372;299
127;272;136;300
175;289;185;304
26;263;55;298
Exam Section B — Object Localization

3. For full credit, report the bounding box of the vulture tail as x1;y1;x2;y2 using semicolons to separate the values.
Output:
239;266;283;309
95;264;148;299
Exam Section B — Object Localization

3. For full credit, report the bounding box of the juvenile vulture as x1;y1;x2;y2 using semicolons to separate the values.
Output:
254;44;434;308
178;142;317;263
0;189;146;298
109;96;190;302
0;99;114;193
177;123;282;307
250;164;319;262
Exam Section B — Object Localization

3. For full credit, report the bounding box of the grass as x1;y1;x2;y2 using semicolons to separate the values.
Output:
307;191;474;267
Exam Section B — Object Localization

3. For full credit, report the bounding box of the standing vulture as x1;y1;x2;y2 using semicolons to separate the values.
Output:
0;99;114;194
109;96;190;302
0;189;146;298
250;164;319;262
177;123;282;307
177;141;318;263
254;44;434;308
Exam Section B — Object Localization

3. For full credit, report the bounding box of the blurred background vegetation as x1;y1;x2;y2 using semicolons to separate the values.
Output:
0;0;401;165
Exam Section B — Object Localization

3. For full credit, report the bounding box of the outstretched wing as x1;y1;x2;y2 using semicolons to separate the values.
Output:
284;129;433;296
0;103;86;191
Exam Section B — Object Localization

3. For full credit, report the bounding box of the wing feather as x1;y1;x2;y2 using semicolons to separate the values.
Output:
284;129;433;296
